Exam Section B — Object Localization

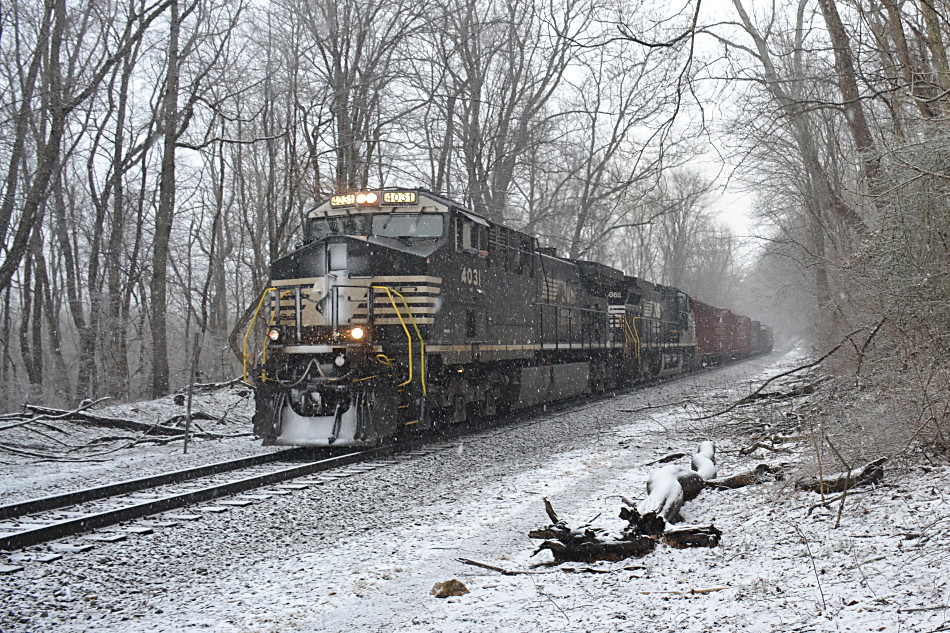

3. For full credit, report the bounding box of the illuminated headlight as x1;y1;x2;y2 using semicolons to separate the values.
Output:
267;327;283;342
350;327;365;340
355;192;378;205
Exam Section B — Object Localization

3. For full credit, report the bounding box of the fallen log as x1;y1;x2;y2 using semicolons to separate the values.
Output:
636;442;717;535
635;465;701;534
24;405;184;436
706;463;781;489
796;457;887;494
691;441;717;479
530;499;657;562
662;524;722;548
536;536;656;563
527;443;741;564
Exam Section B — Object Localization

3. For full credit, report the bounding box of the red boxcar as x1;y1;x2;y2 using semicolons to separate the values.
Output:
714;309;735;356
695;302;772;363
694;304;734;364
693;300;717;358
734;315;751;357
750;320;762;354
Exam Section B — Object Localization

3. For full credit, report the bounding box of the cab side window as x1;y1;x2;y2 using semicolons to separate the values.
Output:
455;218;472;251
455;216;488;256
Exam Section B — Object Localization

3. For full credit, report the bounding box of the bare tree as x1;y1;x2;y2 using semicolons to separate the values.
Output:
427;0;592;221
0;0;173;298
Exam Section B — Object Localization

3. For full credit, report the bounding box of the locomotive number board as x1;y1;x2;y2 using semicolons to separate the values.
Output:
330;191;418;207
383;191;416;204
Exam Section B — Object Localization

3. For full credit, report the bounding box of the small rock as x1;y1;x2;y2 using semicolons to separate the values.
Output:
430;579;469;598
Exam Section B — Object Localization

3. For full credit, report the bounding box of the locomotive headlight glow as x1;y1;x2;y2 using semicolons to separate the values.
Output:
350;327;365;340
331;191;379;207
267;327;282;342
354;192;379;204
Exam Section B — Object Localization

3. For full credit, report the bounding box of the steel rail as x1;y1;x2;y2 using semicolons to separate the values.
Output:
0;449;305;521
0;448;382;551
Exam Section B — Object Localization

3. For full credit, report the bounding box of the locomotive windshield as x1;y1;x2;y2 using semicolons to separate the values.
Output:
305;212;445;243
306;216;367;241
371;213;444;239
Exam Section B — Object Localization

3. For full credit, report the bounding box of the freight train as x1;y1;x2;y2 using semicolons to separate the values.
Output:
245;188;772;446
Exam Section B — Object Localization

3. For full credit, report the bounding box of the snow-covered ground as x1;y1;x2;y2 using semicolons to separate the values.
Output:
2;351;949;633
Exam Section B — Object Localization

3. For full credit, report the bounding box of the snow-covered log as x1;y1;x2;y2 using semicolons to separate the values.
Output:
529;444;727;562
636;443;717;534
691;441;717;479
796;457;887;494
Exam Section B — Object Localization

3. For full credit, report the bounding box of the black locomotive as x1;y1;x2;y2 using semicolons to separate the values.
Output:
247;188;770;446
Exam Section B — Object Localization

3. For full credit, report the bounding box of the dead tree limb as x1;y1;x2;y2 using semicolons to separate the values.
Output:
693;327;868;421
638;451;687;467
24;405;184;436
535;536;656;563
22;397;111;419
706;464;781;489
739;380;825;402
457;558;535;576
796;457;887;494
662;524;722;548
543;497;560;524
739;441;790;456
806;487;875;515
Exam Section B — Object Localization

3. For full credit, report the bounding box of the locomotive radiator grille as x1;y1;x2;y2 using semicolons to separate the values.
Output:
352;276;442;326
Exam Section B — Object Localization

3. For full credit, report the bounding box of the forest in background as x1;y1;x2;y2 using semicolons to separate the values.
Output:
0;0;947;455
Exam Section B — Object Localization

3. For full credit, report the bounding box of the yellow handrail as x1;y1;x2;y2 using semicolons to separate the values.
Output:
372;286;414;390
371;285;427;396
630;316;642;363
242;287;293;384
242;287;277;383
390;288;427;396
618;315;633;355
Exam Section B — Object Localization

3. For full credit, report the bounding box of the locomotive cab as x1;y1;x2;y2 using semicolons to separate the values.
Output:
251;189;453;446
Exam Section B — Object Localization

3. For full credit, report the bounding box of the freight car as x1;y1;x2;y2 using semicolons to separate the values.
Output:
245;188;771;446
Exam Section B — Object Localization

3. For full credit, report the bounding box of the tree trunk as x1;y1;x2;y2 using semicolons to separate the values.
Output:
879;0;935;118
816;0;882;193
919;0;950;97
0;0;67;296
151;0;181;398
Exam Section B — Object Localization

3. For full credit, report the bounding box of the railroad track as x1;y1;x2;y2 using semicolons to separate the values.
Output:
0;446;406;552
0;356;766;562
